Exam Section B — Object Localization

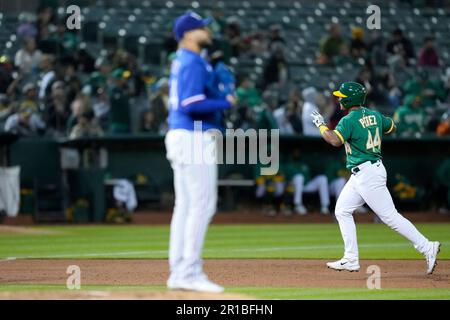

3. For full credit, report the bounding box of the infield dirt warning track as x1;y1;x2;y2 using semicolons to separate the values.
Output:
1;259;449;289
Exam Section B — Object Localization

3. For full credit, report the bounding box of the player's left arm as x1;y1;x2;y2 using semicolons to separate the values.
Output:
311;111;343;147
382;115;397;135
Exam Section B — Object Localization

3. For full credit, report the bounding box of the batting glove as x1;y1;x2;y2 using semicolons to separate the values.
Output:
311;110;325;128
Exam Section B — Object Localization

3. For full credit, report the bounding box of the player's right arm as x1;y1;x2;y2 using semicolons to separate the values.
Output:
177;61;234;114
311;111;344;147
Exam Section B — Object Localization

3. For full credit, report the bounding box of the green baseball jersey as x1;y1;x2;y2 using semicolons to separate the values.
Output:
334;107;395;170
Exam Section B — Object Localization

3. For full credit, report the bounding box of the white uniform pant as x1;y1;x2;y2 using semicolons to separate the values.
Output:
335;161;430;260
165;129;218;282
292;174;330;208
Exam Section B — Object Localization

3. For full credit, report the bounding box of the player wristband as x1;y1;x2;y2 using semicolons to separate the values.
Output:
319;125;329;135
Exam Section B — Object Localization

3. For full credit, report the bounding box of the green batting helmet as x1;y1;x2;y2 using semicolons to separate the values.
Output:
333;82;366;109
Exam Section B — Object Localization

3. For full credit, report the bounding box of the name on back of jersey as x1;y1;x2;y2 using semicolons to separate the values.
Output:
359;115;377;128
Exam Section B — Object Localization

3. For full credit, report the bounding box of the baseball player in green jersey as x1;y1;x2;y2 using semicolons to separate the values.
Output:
311;81;441;274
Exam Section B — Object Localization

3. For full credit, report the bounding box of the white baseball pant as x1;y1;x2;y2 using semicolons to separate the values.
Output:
292;174;330;208
335;160;431;261
165;129;218;282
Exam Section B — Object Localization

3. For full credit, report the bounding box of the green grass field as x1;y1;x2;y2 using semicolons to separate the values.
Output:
1;223;449;299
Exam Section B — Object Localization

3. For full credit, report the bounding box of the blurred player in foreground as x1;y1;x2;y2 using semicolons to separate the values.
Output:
311;81;440;274
165;12;235;293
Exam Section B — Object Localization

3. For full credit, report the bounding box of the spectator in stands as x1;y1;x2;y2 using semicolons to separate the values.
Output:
436;111;450;136
377;68;402;108
243;32;267;58
44;81;70;137
52;18;79;53
283;88;303;134
387;28;415;64
69;110;103;139
263;47;288;89
333;43;354;66
402;70;446;109
253;90;279;130
301;87;320;136
355;65;391;107
4;107;45;136
14;37;43;75
367;30;388;66
38;54;56;101
91;87;110;131
20;83;39;113
17;13;38;39
84;58;111;95
109;68;131;134
236;75;262;108
318;23;344;65
149;77;169;133
418;36;440;68
36;6;56;43
73;48;96;74
393;95;427;137
0;94;12;123
282;148;330;215
327;97;345;129
210;8;227;38
66;96;88;135
224;18;244;58
139;109;159;133
268;24;286;53
273;105;295;134
0;55;14;94
62;57;82;104
350;27;367;59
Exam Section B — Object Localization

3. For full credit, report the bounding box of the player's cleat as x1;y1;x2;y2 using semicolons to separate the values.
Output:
424;241;440;275
177;277;225;293
295;205;307;215
167;275;182;290
320;206;330;215
326;258;360;272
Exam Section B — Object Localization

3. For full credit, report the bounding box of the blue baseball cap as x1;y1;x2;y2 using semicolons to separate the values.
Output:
173;12;212;42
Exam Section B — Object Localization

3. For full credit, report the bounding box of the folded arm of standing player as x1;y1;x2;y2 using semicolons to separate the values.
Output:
178;61;235;114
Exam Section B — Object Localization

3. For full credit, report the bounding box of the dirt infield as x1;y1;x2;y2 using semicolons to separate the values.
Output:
3;211;450;226
0;259;448;291
0;290;253;300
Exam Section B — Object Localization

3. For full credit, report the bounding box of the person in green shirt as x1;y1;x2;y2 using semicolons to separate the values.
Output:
109;68;132;134
319;23;344;65
250;90;278;130
393;94;427;137
236;76;262;108
402;71;446;109
311;81;440;274
282;149;330;215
